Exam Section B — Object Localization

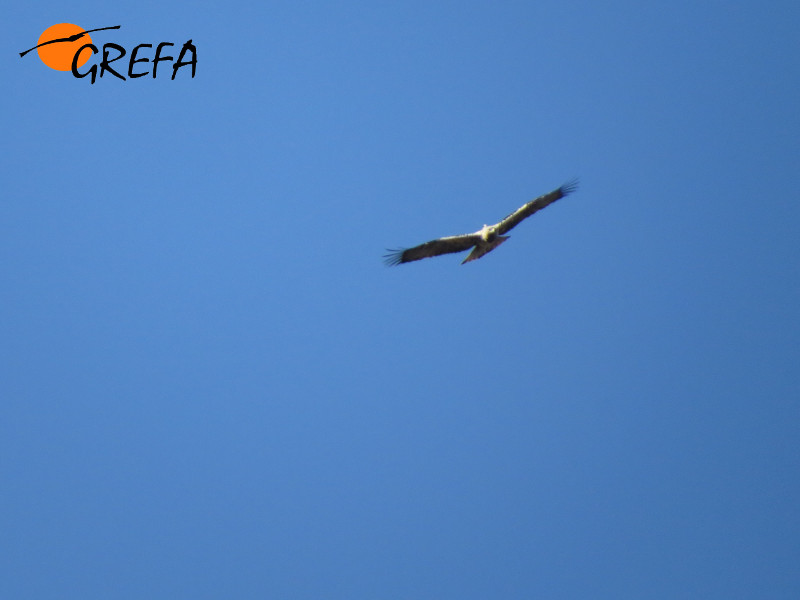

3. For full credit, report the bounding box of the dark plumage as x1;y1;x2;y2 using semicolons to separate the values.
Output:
385;180;578;266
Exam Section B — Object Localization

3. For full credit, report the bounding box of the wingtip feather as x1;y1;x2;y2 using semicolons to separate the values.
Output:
560;178;579;196
383;248;405;266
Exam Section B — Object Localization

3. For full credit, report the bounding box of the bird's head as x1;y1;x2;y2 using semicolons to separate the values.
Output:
480;224;497;242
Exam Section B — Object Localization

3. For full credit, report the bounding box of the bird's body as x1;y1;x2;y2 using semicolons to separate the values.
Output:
384;180;578;266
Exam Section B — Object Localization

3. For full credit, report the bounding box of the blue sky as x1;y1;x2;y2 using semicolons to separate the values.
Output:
3;1;799;598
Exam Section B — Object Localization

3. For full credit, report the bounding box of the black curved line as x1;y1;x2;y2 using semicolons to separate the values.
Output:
19;25;121;57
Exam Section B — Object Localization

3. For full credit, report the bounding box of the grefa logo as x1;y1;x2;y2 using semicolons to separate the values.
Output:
19;23;197;83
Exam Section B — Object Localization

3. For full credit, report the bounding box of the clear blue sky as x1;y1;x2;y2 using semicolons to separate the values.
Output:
3;1;799;598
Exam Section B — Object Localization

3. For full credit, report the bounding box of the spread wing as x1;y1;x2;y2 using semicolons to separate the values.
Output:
384;233;480;266
495;179;578;235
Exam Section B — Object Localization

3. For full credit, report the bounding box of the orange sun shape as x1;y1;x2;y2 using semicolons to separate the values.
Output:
37;23;93;71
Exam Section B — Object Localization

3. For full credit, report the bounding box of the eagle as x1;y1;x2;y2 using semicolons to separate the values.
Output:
384;180;578;266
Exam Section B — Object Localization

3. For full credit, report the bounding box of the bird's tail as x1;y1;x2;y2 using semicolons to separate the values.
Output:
462;236;509;264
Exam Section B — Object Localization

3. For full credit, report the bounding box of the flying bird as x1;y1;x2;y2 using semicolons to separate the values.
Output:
384;179;578;266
